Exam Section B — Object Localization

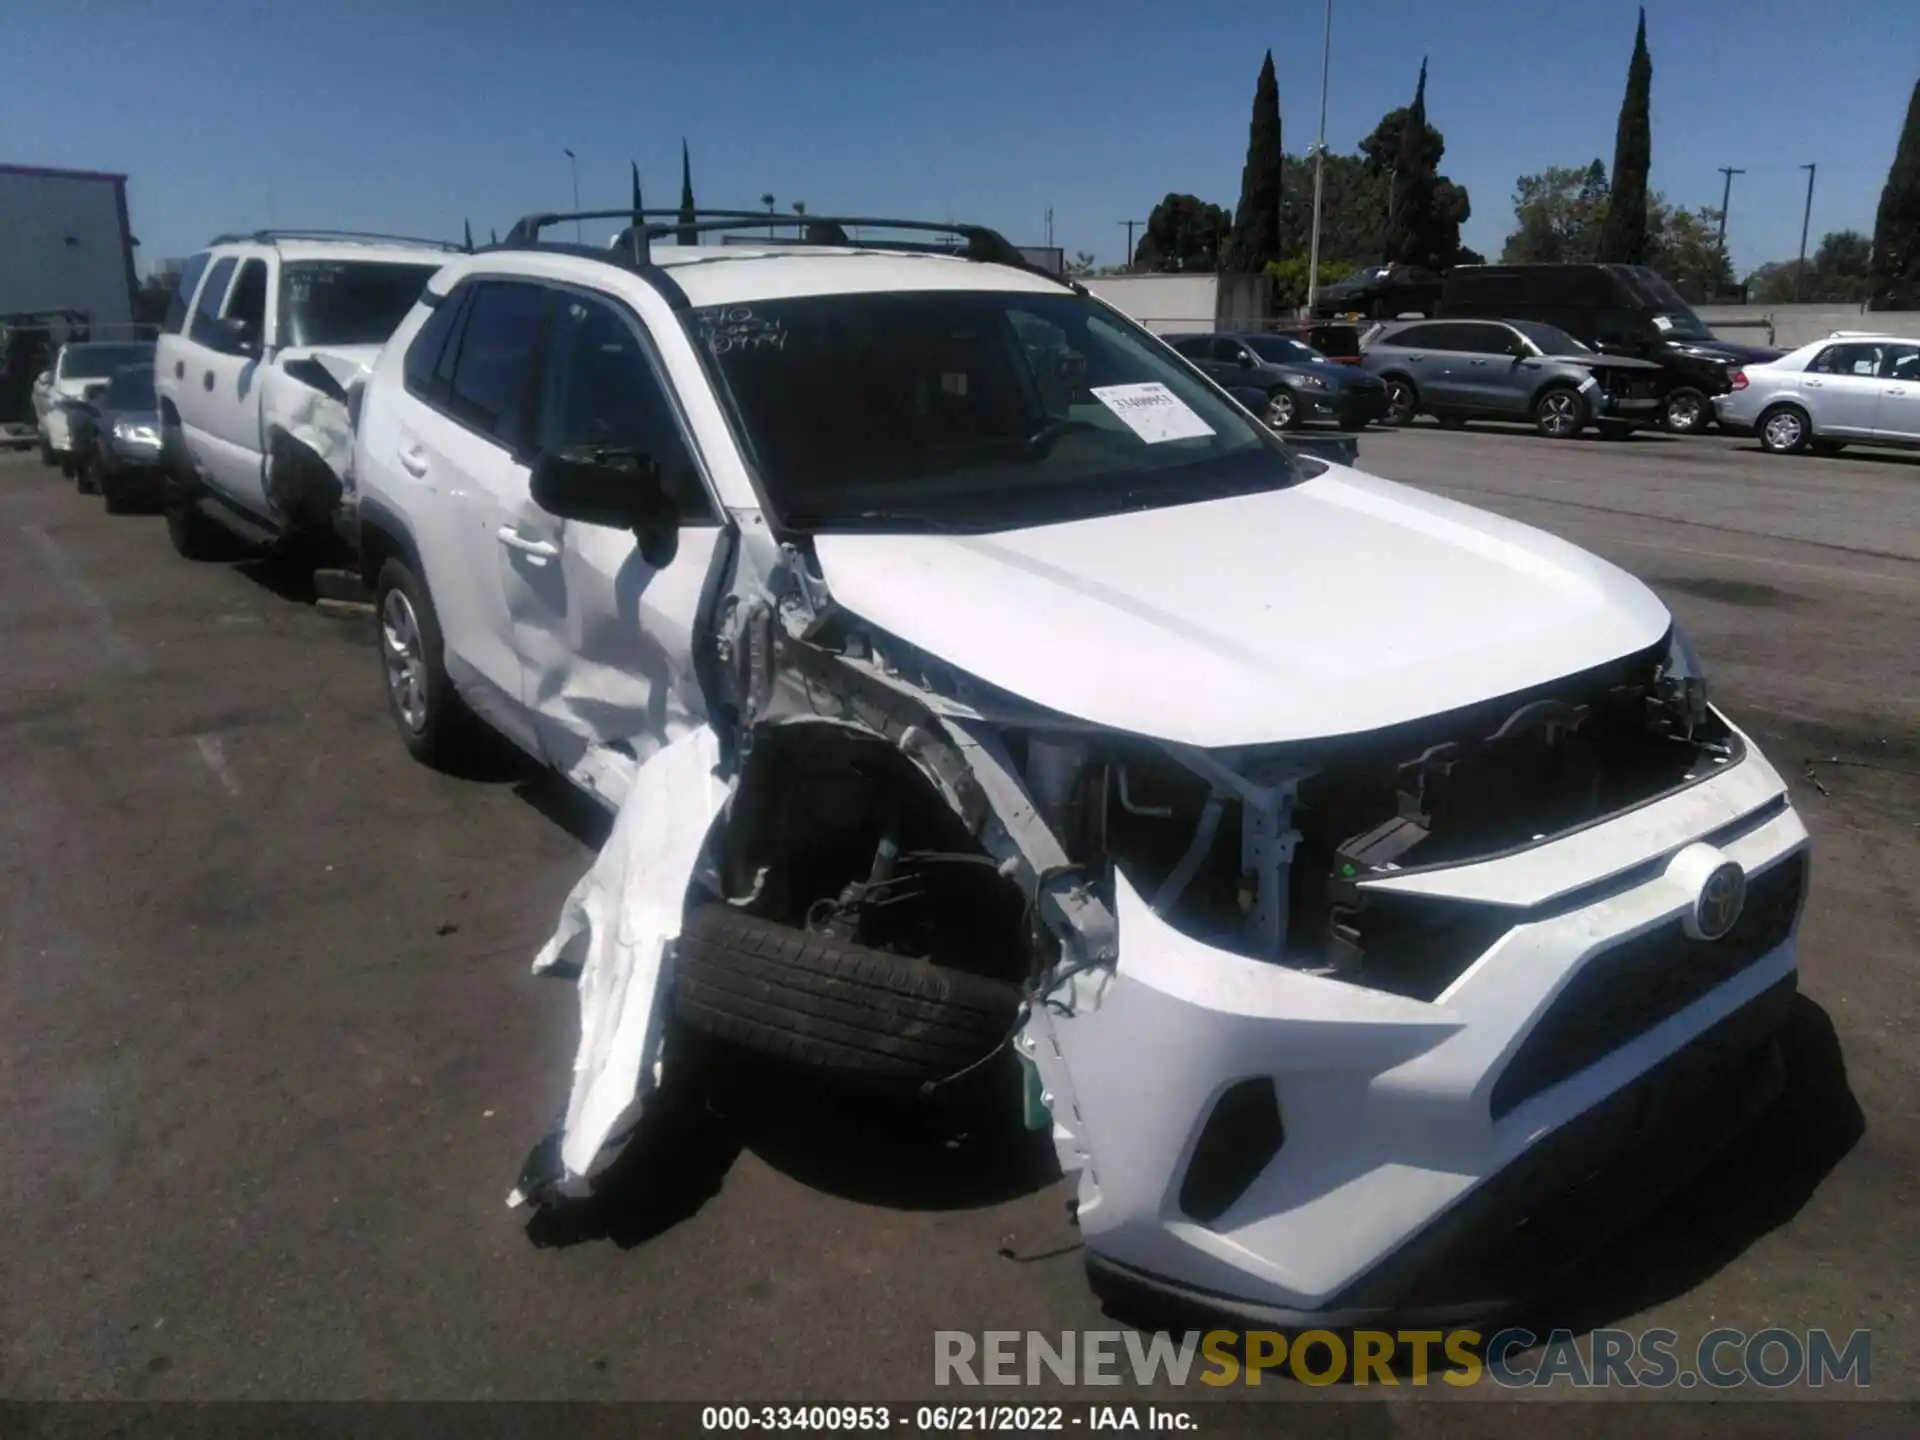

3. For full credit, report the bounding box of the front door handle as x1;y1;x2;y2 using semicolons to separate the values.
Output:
203;371;215;391
174;360;185;380
397;445;429;477
496;528;560;561
1886;387;1907;395
1804;379;1823;388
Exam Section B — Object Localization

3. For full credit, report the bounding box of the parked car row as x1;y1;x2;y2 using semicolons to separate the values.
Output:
36;209;1812;1329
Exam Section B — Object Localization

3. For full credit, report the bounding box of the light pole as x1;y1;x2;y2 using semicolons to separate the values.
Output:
1715;165;1744;263
1795;163;1817;301
563;148;581;240
1305;0;1334;316
1119;219;1143;270
761;192;776;239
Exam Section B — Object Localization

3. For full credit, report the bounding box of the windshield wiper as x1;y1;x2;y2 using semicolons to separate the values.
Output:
782;508;975;533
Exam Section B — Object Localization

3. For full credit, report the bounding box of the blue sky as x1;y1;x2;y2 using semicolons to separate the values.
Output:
8;0;1916;276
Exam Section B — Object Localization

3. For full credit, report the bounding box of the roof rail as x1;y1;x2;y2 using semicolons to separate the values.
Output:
496;208;1073;288
207;228;469;253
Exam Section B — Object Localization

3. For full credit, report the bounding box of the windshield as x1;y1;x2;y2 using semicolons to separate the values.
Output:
1650;310;1713;341
103;365;156;409
1509;321;1591;354
60;343;153;379
278;261;442;347
1245;334;1325;365
691;290;1299;533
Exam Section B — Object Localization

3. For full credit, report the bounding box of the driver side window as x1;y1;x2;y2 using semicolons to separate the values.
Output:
535;294;716;525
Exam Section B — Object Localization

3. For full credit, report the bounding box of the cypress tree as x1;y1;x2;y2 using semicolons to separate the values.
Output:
1225;50;1282;274
1384;61;1430;265
1598;8;1653;263
1870;77;1920;309
678;138;699;246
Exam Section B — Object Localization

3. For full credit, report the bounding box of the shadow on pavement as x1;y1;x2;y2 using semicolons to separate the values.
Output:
1531;993;1864;1333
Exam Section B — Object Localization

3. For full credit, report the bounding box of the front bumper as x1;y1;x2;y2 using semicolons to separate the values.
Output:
1023;715;1809;1323
1303;386;1388;426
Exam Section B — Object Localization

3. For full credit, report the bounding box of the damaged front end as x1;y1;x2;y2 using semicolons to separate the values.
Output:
515;529;1805;1323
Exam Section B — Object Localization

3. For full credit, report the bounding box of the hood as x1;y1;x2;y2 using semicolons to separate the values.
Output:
1670;338;1784;365
1267;360;1382;390
811;467;1673;749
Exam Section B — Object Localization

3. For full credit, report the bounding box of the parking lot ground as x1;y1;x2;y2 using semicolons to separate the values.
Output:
0;431;1915;1406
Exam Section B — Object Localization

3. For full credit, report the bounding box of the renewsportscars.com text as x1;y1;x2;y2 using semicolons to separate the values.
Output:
934;1327;1872;1389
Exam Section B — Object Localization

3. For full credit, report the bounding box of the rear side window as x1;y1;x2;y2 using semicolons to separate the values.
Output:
163;253;211;336
1448;325;1515;356
1881;343;1920;380
1169;336;1212;360
1384;324;1442;348
403;287;468;402
443;281;548;453
187;258;237;344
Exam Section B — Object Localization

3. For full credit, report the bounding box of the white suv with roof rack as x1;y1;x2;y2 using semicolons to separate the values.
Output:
352;207;1809;1328
154;230;461;562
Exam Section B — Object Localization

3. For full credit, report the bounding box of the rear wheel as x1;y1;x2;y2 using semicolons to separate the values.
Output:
1532;386;1586;439
374;557;481;768
1661;387;1711;434
1383;377;1418;426
1757;405;1812;455
74;452;98;494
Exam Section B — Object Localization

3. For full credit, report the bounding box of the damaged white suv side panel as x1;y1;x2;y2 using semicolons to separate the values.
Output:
353;221;1810;1323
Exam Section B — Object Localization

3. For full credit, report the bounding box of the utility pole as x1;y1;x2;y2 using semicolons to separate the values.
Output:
1305;0;1334;316
1119;219;1142;270
1795;163;1817;301
1045;207;1054;248
1715;165;1745;261
563;149;581;241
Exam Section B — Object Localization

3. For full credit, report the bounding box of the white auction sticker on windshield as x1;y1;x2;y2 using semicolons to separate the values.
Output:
1090;382;1215;443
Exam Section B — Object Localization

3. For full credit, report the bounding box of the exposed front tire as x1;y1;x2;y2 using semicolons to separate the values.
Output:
673;904;1024;1087
1662;387;1711;434
1757;404;1812;455
1383;377;1419;426
1532;385;1586;439
374;557;481;768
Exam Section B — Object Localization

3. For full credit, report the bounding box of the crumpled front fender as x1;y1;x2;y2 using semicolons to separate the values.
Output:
509;725;731;1206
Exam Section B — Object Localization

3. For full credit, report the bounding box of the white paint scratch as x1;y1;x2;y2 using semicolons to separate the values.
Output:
194;734;241;796
21;524;147;673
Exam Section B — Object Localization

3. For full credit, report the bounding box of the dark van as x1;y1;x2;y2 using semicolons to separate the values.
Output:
1439;263;1783;433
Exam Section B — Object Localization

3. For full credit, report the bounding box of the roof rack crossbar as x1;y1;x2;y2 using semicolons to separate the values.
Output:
206;228;468;252
497;210;1064;284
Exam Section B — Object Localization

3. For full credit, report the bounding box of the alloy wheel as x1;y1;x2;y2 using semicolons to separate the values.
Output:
381;589;430;734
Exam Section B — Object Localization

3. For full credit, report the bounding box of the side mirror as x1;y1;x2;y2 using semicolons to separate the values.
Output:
35;370;52;389
81;382;110;402
531;446;679;568
1236;351;1256;369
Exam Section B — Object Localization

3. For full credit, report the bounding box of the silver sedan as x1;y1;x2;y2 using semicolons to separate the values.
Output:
1716;332;1920;455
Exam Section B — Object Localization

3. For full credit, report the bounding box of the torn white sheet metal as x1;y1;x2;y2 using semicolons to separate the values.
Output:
508;725;730;1205
262;344;378;507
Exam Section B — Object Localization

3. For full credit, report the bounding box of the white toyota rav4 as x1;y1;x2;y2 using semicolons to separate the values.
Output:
352;210;1810;1325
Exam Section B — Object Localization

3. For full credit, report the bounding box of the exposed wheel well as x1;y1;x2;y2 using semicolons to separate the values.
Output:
357;509;417;590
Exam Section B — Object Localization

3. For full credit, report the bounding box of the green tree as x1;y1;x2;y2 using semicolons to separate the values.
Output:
1384;61;1434;267
1264;256;1349;309
1502;161;1611;262
1598;8;1653;263
1870;77;1920;309
1224;50;1283;274
1745;229;1874;304
1066;250;1096;276
1136;193;1230;272
1647;205;1732;301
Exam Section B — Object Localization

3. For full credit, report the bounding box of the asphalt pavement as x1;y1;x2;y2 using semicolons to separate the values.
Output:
0;424;1913;1406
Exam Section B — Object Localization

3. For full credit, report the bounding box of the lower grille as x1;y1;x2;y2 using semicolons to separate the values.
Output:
1489;850;1806;1120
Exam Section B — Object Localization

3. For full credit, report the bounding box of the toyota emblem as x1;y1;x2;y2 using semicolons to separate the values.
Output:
1694;861;1747;941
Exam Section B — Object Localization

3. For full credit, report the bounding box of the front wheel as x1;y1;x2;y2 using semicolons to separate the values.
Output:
1662;387;1711;434
1757;405;1812;455
1265;387;1302;431
374;557;481;768
1383;378;1419;427
1533;386;1586;439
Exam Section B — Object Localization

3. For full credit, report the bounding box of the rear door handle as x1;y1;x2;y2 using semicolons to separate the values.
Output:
202;371;215;391
174;361;185;380
496;528;560;561
1804;379;1823;388
397;446;429;477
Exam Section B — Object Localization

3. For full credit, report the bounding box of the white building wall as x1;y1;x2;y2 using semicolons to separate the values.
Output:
0;165;136;329
1079;274;1219;334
